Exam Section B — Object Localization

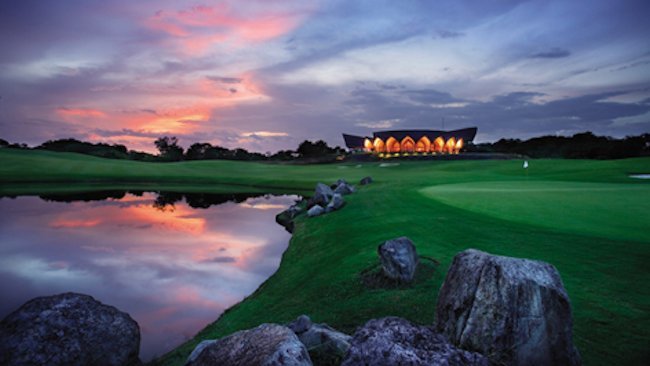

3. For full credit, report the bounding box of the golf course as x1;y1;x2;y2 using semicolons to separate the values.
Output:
1;148;648;365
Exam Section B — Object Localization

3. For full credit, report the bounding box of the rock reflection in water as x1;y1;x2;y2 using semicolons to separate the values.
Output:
0;191;298;360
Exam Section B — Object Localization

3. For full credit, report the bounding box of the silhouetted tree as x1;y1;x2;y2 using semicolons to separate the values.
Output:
297;140;336;157
154;136;184;161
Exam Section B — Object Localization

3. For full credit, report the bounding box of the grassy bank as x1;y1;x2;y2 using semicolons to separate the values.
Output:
1;149;649;365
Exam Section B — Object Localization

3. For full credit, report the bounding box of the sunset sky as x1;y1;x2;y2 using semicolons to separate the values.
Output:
1;0;649;153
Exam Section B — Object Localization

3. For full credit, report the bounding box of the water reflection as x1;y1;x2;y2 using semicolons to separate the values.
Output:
0;192;297;360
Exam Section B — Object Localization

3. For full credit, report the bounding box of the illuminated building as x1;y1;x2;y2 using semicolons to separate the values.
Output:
342;127;477;155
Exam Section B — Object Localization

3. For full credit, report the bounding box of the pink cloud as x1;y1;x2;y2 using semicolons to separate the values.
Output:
56;107;107;118
145;4;307;55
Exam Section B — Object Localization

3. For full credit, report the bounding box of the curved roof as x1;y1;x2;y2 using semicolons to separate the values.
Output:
373;127;477;142
341;127;478;148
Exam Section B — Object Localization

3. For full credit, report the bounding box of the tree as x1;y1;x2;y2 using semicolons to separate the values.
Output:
154;136;184;161
296;139;335;157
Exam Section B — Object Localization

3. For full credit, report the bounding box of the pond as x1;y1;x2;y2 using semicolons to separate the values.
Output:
0;191;298;361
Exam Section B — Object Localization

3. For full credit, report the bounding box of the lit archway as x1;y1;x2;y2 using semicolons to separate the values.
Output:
386;137;400;153
444;137;456;153
401;136;415;152
373;137;385;153
454;138;464;154
363;138;373;152
416;136;431;152
433;136;445;153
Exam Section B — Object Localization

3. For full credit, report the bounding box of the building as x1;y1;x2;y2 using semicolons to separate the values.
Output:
342;127;478;155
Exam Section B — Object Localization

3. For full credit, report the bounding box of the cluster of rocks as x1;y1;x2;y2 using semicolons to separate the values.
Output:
184;247;581;366
0;223;579;365
276;176;372;232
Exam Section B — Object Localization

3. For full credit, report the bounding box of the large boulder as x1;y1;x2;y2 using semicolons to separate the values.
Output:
341;317;487;366
309;183;334;208
186;323;311;366
307;205;325;217
378;237;419;282
288;315;352;360
435;249;581;366
359;176;373;185
325;193;345;213
0;292;140;366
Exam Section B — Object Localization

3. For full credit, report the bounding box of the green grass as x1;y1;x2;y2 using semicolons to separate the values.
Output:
1;148;649;365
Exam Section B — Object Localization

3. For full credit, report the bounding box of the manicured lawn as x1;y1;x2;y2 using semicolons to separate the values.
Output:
1;149;648;365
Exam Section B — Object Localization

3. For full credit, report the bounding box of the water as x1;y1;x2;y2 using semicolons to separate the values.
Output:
0;191;297;360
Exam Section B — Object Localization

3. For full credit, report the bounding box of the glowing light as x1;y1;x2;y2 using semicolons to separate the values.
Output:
373;137;385;152
386;137;400;153
400;136;415;152
445;137;456;153
416;136;431;152
433;136;445;153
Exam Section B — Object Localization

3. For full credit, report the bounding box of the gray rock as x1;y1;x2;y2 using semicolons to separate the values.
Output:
0;292;141;366
336;179;349;186
310;183;334;207
276;204;303;233
185;340;216;365
325;193;345;213
288;315;352;359
341;317;488;366
334;182;355;195
378;236;419;282
435;249;581;366
288;314;313;334
359;176;373;185
307;205;325;217
186;323;311;366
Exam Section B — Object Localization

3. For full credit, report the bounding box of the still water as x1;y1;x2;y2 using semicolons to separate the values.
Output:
0;191;297;360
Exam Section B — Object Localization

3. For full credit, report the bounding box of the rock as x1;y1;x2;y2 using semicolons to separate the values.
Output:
276;204;303;233
0;292;141;366
307;205;325;217
359;176;373;185
378;237;419;282
336;179;348;186
310;183;334;208
186;323;311;366
435;249;581;366
288;315;352;360
288;314;313;334
341;317;488;366
185;340;216;365
334;182;355;195
325;193;345;213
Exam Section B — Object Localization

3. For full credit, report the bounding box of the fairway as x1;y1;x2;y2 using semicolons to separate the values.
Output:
1;150;649;366
421;181;650;242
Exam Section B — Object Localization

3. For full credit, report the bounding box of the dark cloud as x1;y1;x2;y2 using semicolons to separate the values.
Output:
203;256;236;264
529;47;571;59
207;76;243;84
435;30;465;39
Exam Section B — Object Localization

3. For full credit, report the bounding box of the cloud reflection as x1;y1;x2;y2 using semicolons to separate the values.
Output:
0;192;296;360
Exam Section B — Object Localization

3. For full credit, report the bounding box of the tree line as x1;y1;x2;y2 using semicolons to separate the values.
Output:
0;136;345;162
1;132;648;161
466;132;650;159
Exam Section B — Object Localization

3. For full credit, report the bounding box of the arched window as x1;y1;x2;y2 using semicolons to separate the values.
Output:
416;136;431;152
373;137;385;153
433;136;445;153
454;138;464;154
444;137;456;153
401;136;415;152
363;138;373;151
386;137;400;153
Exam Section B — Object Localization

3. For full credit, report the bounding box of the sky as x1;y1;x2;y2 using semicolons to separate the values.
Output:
0;0;649;153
